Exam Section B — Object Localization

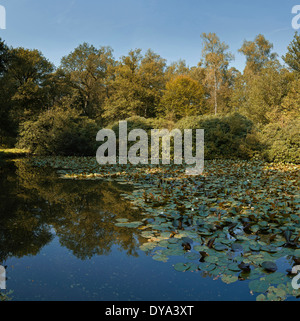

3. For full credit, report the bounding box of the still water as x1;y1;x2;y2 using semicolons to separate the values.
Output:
0;159;286;301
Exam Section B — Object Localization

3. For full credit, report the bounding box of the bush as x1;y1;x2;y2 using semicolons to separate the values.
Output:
17;107;100;156
106;113;262;161
259;118;300;164
149;117;175;131
176;113;261;160
107;116;153;158
110;116;153;133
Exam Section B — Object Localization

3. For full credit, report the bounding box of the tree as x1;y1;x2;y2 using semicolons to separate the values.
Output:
165;59;190;80
283;32;300;73
0;47;54;141
60;43;115;122
104;49;166;123
137;49;167;117
103;49;143;122
0;38;11;141
239;61;290;124
0;38;9;76
239;34;277;74
237;35;288;124
200;33;234;115
281;78;300;118
159;75;205;120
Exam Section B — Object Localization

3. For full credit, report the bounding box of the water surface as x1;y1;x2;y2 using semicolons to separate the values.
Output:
0;159;298;301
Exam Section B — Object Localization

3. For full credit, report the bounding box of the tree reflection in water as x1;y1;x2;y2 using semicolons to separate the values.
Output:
0;159;144;264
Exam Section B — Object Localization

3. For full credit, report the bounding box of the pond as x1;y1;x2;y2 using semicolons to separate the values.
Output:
0;157;299;301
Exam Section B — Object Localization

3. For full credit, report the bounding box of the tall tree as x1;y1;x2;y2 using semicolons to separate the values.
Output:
282;32;300;73
0;47;54;140
60;43;115;122
137;49;166;117
165;59;190;80
237;35;291;124
159;75;205;120
0;38;9;76
0;38;11;141
239;34;277;74
200;33;234;115
103;49;143;122
239;61;290;124
104;49;166;123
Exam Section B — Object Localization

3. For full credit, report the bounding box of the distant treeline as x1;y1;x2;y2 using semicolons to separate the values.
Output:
0;32;299;163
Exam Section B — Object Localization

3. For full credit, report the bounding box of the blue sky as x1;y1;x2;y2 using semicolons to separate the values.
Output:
0;0;298;71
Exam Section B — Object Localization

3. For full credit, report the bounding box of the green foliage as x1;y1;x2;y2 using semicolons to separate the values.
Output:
149;117;175;130
0;34;299;162
109;116;153;156
0;38;9;76
283;32;300;73
176;113;261;160
110;115;153;134
281;78;300;118
236;60;290;125
17;107;99;156
239;34;277;74
103;49;166;123
259;118;300;164
159;75;205;120
0;46;54;140
200;32;234;115
60;43;115;122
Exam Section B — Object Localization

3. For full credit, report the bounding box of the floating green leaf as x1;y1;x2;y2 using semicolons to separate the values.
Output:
221;274;238;284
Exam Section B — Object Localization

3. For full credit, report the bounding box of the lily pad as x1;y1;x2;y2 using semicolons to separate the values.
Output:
152;254;168;262
173;262;190;272
205;255;219;264
231;243;243;252
221;274;238;284
261;261;278;272
214;243;228;251
256;294;267;301
249;279;269;293
228;262;241;272
184;252;199;260
199;262;216;272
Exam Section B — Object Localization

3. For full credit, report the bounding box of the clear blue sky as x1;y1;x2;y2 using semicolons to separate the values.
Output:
0;0;298;71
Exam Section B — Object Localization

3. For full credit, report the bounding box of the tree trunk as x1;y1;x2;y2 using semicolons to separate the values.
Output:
214;70;217;115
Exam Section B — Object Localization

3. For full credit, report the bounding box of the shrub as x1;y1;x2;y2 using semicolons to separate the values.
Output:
259;118;300;164
17;107;100;156
107;116;153;158
176;113;261;160
107;113;262;161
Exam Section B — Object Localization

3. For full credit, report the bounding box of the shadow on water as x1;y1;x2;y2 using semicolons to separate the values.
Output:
0;160;143;263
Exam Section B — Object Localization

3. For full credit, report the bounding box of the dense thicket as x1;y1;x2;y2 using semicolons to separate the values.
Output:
17;107;99;156
0;33;299;162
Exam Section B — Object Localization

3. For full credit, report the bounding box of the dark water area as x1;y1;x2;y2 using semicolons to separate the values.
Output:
0;159;297;301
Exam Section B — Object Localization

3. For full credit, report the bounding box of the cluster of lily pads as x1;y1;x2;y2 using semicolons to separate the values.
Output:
28;156;300;301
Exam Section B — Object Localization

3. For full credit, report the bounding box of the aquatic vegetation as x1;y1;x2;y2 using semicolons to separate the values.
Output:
28;156;300;301
0;290;14;301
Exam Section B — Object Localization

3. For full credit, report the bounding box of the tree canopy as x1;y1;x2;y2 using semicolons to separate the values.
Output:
0;34;298;163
